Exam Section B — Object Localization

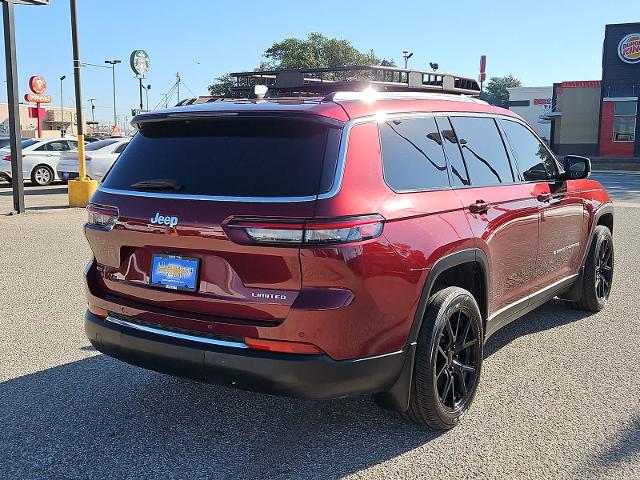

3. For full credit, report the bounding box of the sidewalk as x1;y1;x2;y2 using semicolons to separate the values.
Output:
590;157;640;172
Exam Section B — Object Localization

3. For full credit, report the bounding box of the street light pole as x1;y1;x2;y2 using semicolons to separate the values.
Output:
104;59;120;127
88;97;95;132
402;51;414;69
59;75;65;137
144;84;150;111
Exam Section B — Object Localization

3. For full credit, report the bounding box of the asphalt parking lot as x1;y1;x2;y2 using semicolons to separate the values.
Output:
0;174;638;479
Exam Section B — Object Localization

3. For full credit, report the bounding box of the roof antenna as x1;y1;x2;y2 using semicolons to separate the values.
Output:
248;84;269;99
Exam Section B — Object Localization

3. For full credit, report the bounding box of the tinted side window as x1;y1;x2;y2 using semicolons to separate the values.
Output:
113;142;129;154
500;119;558;181
450;117;514;186
435;116;470;186
46;141;70;152
379;117;449;192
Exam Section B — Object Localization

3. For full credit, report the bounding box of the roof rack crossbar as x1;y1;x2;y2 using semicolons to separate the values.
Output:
229;65;481;97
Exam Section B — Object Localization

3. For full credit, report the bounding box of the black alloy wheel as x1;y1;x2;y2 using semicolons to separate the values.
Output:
435;307;481;410
402;286;484;430
577;225;614;312
595;235;613;302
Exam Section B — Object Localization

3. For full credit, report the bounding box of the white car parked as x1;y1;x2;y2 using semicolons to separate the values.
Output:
57;138;129;182
0;137;79;186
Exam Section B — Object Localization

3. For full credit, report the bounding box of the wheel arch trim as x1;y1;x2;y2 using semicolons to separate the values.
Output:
407;248;489;346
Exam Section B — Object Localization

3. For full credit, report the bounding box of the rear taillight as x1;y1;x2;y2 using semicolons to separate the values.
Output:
3;154;23;162
225;214;384;246
86;203;119;230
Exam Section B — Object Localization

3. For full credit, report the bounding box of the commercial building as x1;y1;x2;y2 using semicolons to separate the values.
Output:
547;22;640;157
507;86;553;141
0;102;85;138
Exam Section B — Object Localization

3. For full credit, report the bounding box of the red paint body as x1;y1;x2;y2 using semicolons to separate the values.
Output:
84;96;612;363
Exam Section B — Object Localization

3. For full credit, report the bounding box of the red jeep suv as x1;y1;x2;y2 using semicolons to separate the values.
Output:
83;66;614;429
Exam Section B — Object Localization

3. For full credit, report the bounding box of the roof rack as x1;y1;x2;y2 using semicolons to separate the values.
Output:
229;65;481;97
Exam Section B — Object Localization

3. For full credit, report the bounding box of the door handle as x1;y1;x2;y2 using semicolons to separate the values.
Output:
469;200;489;214
537;191;552;202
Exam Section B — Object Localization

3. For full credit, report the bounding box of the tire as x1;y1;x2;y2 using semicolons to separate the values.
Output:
31;164;54;186
576;226;614;312
402;286;483;430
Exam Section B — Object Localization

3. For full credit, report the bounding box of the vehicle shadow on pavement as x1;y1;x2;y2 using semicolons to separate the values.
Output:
0;355;442;480
484;299;592;358
592;415;640;473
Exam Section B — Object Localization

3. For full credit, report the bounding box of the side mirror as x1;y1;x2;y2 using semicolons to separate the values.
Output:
562;155;591;180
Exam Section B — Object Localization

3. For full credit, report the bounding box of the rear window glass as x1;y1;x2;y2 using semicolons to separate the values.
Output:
86;139;119;151
102;119;341;197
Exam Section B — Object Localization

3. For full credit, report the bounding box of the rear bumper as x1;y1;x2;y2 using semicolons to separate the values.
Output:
85;311;408;399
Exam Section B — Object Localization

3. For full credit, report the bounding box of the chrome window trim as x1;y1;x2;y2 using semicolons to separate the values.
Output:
96;186;319;203
105;315;249;349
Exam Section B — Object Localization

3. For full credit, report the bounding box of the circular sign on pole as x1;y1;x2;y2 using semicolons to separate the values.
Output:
618;33;640;64
29;75;47;94
130;50;150;78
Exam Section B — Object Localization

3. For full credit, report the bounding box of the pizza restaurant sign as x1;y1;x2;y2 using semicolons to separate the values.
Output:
24;75;52;103
618;33;640;64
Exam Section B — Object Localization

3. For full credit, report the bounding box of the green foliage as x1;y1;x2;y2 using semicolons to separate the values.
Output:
480;75;522;108
208;33;395;96
207;73;235;97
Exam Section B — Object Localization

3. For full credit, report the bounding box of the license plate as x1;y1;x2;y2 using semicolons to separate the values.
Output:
150;254;199;292
61;172;70;180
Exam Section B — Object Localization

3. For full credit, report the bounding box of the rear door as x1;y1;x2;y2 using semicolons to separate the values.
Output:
88;116;342;324
500;118;586;288
445;115;540;318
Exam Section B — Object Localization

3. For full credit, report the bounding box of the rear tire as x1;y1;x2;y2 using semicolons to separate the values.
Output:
31;164;54;186
576;226;613;312
402;286;483;429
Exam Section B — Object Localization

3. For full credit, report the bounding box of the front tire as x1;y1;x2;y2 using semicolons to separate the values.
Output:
31;164;54;186
403;286;483;429
576;226;614;312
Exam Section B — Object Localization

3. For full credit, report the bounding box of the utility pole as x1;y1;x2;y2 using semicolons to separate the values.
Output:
67;0;97;207
2;0;24;213
176;72;180;103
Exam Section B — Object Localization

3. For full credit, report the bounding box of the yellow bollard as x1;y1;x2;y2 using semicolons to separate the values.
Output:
68;133;98;207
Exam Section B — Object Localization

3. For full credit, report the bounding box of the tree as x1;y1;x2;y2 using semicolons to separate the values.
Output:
208;33;395;96
480;75;522;108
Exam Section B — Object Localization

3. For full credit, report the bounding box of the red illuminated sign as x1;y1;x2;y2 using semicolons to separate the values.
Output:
24;93;51;103
29;75;47;94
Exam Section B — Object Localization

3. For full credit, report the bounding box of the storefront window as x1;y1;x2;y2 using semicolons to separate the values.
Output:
613;101;637;142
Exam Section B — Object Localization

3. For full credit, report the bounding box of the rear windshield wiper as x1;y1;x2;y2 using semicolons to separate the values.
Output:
130;179;183;191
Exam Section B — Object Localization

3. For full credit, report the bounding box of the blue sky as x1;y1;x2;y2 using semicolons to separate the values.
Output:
3;0;637;124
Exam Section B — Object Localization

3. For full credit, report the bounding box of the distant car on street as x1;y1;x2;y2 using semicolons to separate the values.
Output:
0;137;79;186
0;137;13;150
57;138;129;182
